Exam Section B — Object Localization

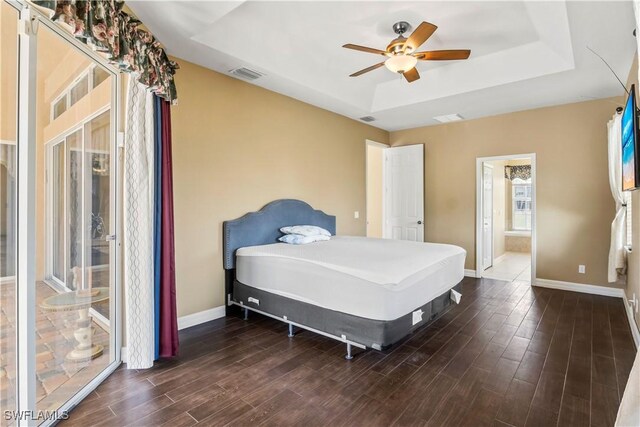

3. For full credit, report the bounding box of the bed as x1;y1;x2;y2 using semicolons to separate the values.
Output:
223;199;466;359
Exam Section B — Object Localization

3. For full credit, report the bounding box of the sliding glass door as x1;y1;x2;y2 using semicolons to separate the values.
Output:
1;2;121;425
36;17;118;420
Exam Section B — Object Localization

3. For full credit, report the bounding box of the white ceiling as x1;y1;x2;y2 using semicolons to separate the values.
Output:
129;1;637;131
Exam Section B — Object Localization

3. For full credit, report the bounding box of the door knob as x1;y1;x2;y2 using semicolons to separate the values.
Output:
417;221;422;225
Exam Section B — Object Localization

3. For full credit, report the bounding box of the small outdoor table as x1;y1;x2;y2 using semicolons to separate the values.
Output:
40;287;109;362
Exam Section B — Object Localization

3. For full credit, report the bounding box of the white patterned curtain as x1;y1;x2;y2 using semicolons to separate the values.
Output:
124;76;155;369
608;114;627;283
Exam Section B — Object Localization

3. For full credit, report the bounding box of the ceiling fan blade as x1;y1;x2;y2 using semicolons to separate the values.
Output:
404;21;438;52
350;62;386;77
415;49;471;60
403;67;420;83
342;44;388;56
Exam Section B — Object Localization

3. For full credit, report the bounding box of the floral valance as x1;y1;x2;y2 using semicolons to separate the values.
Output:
32;0;178;103
504;165;531;181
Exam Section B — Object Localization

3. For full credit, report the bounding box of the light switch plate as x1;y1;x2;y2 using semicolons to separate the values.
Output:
354;211;359;219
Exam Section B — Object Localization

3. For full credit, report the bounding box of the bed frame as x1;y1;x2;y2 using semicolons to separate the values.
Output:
222;199;459;359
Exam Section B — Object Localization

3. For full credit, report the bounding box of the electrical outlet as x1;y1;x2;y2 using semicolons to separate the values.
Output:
354;211;359;219
633;293;639;314
578;265;586;274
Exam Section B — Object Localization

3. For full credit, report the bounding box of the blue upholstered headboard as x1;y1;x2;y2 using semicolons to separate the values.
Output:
222;199;336;269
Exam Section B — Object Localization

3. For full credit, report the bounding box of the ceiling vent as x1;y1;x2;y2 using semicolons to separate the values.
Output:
433;113;464;123
359;116;376;122
229;67;263;81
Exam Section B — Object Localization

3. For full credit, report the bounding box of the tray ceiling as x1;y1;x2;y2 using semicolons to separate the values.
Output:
129;1;636;131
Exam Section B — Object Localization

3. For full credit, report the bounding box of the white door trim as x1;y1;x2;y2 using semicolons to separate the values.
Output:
365;139;389;238
482;162;494;270
365;139;389;149
475;153;537;283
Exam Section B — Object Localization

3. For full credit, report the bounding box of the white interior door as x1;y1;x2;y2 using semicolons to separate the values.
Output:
384;144;424;241
483;163;493;269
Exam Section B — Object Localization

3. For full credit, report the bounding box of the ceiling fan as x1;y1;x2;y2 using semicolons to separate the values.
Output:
343;21;471;83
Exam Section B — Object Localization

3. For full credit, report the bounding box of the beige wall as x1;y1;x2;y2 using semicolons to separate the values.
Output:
625;54;640;329
390;98;621;288
492;160;506;260
366;143;385;238
0;2;17;143
171;59;388;317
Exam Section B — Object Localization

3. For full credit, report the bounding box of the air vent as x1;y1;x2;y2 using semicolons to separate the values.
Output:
433;113;464;123
229;67;264;81
360;116;376;122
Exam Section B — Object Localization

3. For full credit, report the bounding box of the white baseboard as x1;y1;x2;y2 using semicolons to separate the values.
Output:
121;307;225;366
623;298;640;349
177;305;226;330
534;278;626;298
534;278;639;349
464;269;477;278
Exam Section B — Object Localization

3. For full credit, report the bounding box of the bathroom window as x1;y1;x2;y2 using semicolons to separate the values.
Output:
512;179;532;231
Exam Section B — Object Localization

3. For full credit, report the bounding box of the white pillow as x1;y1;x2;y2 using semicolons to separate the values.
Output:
280;225;332;237
279;234;330;245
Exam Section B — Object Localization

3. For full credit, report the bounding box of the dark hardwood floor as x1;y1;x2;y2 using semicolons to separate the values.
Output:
60;278;637;426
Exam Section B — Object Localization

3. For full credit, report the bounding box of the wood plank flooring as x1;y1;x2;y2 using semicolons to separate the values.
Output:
60;278;637;426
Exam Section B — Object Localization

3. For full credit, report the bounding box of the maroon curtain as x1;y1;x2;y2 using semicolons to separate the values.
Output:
159;100;179;357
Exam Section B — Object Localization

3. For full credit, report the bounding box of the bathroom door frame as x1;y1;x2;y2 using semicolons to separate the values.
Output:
474;153;537;283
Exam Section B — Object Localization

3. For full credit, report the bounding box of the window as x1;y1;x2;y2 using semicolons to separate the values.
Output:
93;66;109;88
69;74;89;107
50;65;110;121
512;178;532;230
52;96;67;119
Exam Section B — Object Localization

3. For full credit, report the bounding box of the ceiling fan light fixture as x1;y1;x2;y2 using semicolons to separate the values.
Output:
343;20;470;82
384;54;418;74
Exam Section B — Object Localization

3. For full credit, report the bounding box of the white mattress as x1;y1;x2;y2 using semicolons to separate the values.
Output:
236;236;466;321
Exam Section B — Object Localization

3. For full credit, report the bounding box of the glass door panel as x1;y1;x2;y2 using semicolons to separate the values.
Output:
36;19;115;421
0;1;19;424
